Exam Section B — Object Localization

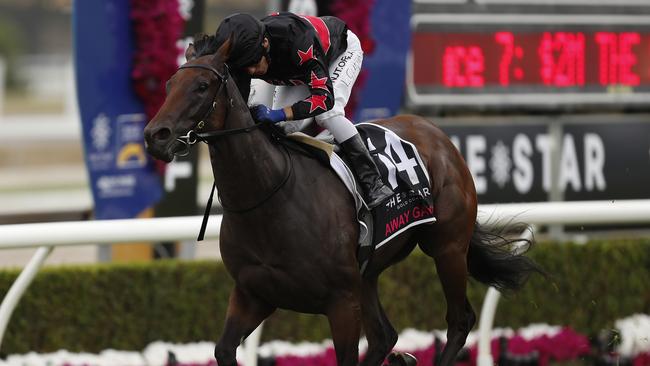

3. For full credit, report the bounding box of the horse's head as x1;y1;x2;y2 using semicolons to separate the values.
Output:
144;38;232;162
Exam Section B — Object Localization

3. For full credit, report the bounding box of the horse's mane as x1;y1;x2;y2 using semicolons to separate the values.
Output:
192;33;219;57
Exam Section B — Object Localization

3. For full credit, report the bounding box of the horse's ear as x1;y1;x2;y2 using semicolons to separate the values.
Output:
213;33;233;65
185;43;197;61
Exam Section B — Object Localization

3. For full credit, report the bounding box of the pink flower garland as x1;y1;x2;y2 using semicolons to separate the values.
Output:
130;0;184;121
331;0;376;54
330;0;375;120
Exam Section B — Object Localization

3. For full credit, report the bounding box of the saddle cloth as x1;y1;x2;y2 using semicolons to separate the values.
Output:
289;123;436;252
356;123;436;248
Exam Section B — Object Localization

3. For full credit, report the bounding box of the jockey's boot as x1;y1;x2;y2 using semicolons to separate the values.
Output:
340;134;394;209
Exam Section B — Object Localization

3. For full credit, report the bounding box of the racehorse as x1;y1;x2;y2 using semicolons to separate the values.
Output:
143;38;543;366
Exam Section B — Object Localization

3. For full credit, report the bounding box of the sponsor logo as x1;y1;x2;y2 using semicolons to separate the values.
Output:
331;51;362;86
96;174;137;198
331;52;353;81
91;113;111;151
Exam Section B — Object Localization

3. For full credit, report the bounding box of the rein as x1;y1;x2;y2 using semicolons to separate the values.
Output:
173;62;293;240
196;137;293;241
193;124;263;144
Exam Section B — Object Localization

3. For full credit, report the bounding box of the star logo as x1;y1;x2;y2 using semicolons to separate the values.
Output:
297;45;314;66
306;94;328;113
309;72;328;91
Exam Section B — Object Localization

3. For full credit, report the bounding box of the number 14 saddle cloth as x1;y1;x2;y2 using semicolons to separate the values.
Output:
288;122;436;273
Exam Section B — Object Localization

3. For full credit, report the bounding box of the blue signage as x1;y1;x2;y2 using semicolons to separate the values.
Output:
73;0;162;219
353;0;412;122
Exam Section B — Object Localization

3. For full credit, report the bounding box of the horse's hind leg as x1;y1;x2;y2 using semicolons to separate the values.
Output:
327;293;363;366
434;248;476;366
359;276;397;366
418;214;476;365
214;286;275;366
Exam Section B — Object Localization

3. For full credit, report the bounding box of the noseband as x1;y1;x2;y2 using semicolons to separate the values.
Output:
173;63;227;155
173;63;262;156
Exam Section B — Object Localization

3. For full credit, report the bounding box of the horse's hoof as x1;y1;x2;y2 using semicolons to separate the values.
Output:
387;351;418;366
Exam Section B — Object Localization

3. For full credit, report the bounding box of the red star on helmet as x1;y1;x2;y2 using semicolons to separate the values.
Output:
297;45;314;66
309;72;329;91
306;94;328;113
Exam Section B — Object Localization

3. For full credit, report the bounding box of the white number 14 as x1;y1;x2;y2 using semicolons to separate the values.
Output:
366;135;420;189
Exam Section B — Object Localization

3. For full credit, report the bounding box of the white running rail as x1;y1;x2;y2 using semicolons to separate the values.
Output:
475;199;650;366
2;199;650;364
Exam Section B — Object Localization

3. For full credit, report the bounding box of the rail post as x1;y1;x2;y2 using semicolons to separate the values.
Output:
476;225;536;366
0;246;53;349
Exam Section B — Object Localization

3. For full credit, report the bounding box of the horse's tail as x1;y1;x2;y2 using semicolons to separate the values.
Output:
467;222;545;292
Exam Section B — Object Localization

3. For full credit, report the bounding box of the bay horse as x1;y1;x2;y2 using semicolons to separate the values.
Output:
143;39;542;366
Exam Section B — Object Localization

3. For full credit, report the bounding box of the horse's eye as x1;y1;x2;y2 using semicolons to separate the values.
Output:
198;82;209;92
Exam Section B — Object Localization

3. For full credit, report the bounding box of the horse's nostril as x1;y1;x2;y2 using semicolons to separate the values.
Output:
153;127;171;141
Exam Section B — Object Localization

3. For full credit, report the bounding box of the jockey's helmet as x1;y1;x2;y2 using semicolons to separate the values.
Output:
215;13;266;69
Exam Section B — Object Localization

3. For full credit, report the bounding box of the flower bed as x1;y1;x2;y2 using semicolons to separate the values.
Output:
2;314;648;366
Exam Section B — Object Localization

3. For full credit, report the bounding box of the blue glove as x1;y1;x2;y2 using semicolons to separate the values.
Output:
250;105;286;124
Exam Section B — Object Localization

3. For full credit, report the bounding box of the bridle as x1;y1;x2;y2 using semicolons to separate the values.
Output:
173;63;263;156
170;61;292;238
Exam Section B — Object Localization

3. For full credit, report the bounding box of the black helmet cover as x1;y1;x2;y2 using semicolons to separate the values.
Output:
214;13;266;68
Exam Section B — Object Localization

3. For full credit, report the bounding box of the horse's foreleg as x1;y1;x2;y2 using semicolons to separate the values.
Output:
214;286;275;366
327;293;362;366
359;276;397;366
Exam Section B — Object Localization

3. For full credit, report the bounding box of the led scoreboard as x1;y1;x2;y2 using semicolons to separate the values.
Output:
408;2;650;109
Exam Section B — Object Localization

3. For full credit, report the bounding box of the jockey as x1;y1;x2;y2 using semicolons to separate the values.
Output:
212;12;393;209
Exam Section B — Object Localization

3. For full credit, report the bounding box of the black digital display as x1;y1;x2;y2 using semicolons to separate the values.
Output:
408;10;650;109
